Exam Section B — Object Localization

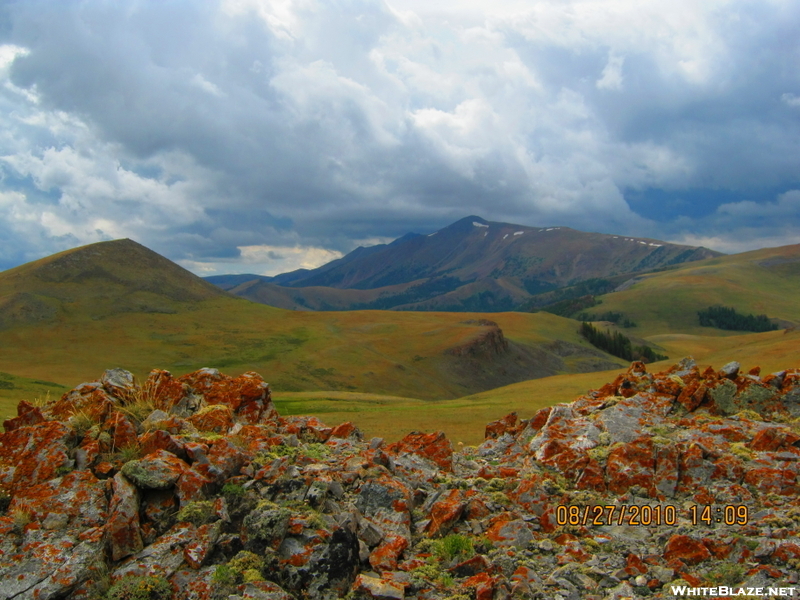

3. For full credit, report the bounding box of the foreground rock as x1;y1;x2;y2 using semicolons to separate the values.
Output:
0;359;799;599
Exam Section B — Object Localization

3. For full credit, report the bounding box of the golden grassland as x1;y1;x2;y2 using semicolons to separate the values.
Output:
0;300;593;397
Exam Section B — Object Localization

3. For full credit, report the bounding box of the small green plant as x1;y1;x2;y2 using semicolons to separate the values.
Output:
212;552;264;586
489;491;510;506
299;443;330;461
106;574;173;600
117;443;142;464
175;501;216;526
735;409;763;422
730;442;756;461
212;564;236;586
668;374;686;388
588;445;611;461
410;563;455;588
68;409;97;438
56;464;73;476
221;483;246;498
254;445;299;466
707;563;745;587
242;569;263;583
486;478;506;492
433;534;474;562
649;425;673;437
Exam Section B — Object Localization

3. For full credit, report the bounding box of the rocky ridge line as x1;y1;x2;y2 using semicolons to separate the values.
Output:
0;359;799;599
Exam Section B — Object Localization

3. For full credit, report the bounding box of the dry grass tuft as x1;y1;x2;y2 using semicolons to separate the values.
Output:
30;390;52;409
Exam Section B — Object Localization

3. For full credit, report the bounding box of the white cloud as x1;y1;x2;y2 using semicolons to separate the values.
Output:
717;189;800;217
182;244;344;276
669;231;800;254
781;93;800;107
596;54;624;91
191;73;224;97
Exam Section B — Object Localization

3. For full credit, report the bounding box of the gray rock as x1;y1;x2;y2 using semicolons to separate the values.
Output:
0;532;105;600
106;472;143;561
101;368;136;397
42;512;69;530
242;502;291;552
604;581;637;600
358;519;385;548
720;361;740;379
673;356;697;378
304;480;329;508
112;523;195;581
141;409;170;429
597;402;646;444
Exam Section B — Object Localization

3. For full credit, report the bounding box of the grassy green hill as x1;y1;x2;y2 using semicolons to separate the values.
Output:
584;244;800;336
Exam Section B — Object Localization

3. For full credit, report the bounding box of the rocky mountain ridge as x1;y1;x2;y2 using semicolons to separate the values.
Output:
1;358;799;599
206;216;720;312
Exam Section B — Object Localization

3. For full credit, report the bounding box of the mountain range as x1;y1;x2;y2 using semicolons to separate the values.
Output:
205;216;720;311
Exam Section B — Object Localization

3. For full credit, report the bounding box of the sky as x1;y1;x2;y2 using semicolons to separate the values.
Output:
0;0;799;277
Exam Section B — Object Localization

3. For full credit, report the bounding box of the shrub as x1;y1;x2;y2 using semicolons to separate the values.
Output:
299;443;330;461
221;483;246;498
117;443;142;463
433;534;474;562
68;410;97;438
707;563;745;587
212;564;236;586
106;575;172;600
212;552;264;586
175;501;216;526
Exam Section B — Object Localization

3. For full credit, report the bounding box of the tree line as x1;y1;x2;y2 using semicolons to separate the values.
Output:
697;306;777;332
579;321;667;363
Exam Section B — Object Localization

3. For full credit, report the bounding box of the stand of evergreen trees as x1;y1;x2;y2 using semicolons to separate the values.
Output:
575;310;637;328
697;306;777;332
579;322;667;363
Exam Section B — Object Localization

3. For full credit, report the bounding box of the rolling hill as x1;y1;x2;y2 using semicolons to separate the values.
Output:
567;243;800;336
0;238;627;424
206;216;720;311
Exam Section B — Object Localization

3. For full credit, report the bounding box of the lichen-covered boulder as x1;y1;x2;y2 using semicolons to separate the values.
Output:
0;421;74;493
105;472;143;561
121;449;188;490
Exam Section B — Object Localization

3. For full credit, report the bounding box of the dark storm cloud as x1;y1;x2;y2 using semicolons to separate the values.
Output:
0;0;798;276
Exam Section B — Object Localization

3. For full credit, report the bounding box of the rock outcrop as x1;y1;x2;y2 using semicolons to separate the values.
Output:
1;359;799;599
